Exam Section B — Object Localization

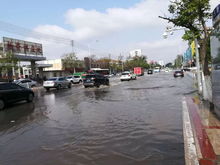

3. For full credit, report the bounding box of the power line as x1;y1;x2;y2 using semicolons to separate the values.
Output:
0;20;111;55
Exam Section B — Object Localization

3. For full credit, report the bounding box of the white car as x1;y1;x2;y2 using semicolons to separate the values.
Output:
43;77;71;91
14;79;37;88
120;71;136;81
66;75;82;84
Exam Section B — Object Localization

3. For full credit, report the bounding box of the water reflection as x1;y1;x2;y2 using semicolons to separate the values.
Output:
0;103;35;132
83;89;109;101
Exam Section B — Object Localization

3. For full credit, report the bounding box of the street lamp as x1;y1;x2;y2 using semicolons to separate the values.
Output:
163;26;202;93
88;40;99;70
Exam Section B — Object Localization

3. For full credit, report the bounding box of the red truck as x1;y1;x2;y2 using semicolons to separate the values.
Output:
134;67;144;76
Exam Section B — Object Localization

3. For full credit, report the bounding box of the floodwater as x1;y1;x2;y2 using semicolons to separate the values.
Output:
0;72;195;165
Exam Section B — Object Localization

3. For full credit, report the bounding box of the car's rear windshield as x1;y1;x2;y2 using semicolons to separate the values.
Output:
48;78;57;81
74;76;80;78
86;75;95;78
122;73;129;75
67;76;72;79
175;71;182;73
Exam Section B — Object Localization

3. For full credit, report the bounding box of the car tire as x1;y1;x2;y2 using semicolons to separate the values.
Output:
84;86;88;88
0;99;5;110
79;80;82;84
57;84;61;90
71;81;74;84
68;83;72;88
27;93;34;102
45;88;50;91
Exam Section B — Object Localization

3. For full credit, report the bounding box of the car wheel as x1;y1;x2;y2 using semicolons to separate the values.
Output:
96;83;100;88
71;81;74;84
27;93;34;102
79;80;82;84
84;86;88;88
57;84;61;90
45;88;50;91
0;99;5;110
68;83;72;88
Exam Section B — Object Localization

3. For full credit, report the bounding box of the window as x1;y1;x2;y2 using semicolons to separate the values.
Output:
0;83;11;90
0;83;21;90
48;78;57;81
10;84;22;89
58;78;64;81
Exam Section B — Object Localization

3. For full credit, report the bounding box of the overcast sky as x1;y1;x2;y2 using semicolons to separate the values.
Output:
0;0;219;64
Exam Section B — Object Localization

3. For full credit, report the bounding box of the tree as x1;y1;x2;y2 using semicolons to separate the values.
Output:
159;0;212;75
62;53;83;73
124;55;149;70
0;52;18;80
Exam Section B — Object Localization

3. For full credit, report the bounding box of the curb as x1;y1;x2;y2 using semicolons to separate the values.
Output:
183;97;200;165
183;97;217;165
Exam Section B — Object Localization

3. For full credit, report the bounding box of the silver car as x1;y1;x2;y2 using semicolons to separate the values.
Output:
14;79;37;88
43;77;71;91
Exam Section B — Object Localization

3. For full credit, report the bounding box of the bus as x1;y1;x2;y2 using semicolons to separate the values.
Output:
89;68;110;76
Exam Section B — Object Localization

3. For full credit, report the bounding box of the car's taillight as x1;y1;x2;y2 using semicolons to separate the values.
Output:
91;77;95;80
128;74;130;76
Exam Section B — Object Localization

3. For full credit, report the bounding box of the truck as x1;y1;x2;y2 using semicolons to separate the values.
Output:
134;67;144;76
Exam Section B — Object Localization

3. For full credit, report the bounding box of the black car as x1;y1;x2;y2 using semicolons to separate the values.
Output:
147;69;153;74
174;70;184;78
83;74;109;88
0;82;34;110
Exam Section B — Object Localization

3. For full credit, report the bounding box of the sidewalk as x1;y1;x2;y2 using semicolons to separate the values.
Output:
183;96;220;165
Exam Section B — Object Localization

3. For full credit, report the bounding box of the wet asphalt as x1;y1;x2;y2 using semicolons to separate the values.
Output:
0;72;195;165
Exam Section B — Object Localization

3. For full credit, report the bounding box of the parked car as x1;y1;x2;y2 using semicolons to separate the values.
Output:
66;75;82;84
14;79;37;88
120;71;136;81
83;74;109;88
43;77;72;91
0;82;34;110
174;70;184;78
147;69;153;74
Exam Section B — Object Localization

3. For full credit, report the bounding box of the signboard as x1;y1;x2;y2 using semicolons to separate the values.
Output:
3;37;43;56
213;4;220;27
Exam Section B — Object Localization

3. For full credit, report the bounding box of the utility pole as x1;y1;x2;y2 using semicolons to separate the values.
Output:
109;54;111;74
119;53;124;72
71;40;76;73
88;44;91;70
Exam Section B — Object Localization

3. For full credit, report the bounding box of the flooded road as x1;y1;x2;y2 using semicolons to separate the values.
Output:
0;72;195;165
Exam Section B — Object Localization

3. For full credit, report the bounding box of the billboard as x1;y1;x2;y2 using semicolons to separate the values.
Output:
3;37;43;56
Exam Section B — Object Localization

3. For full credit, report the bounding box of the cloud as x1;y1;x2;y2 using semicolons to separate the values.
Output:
31;0;217;62
34;0;169;41
133;37;188;63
